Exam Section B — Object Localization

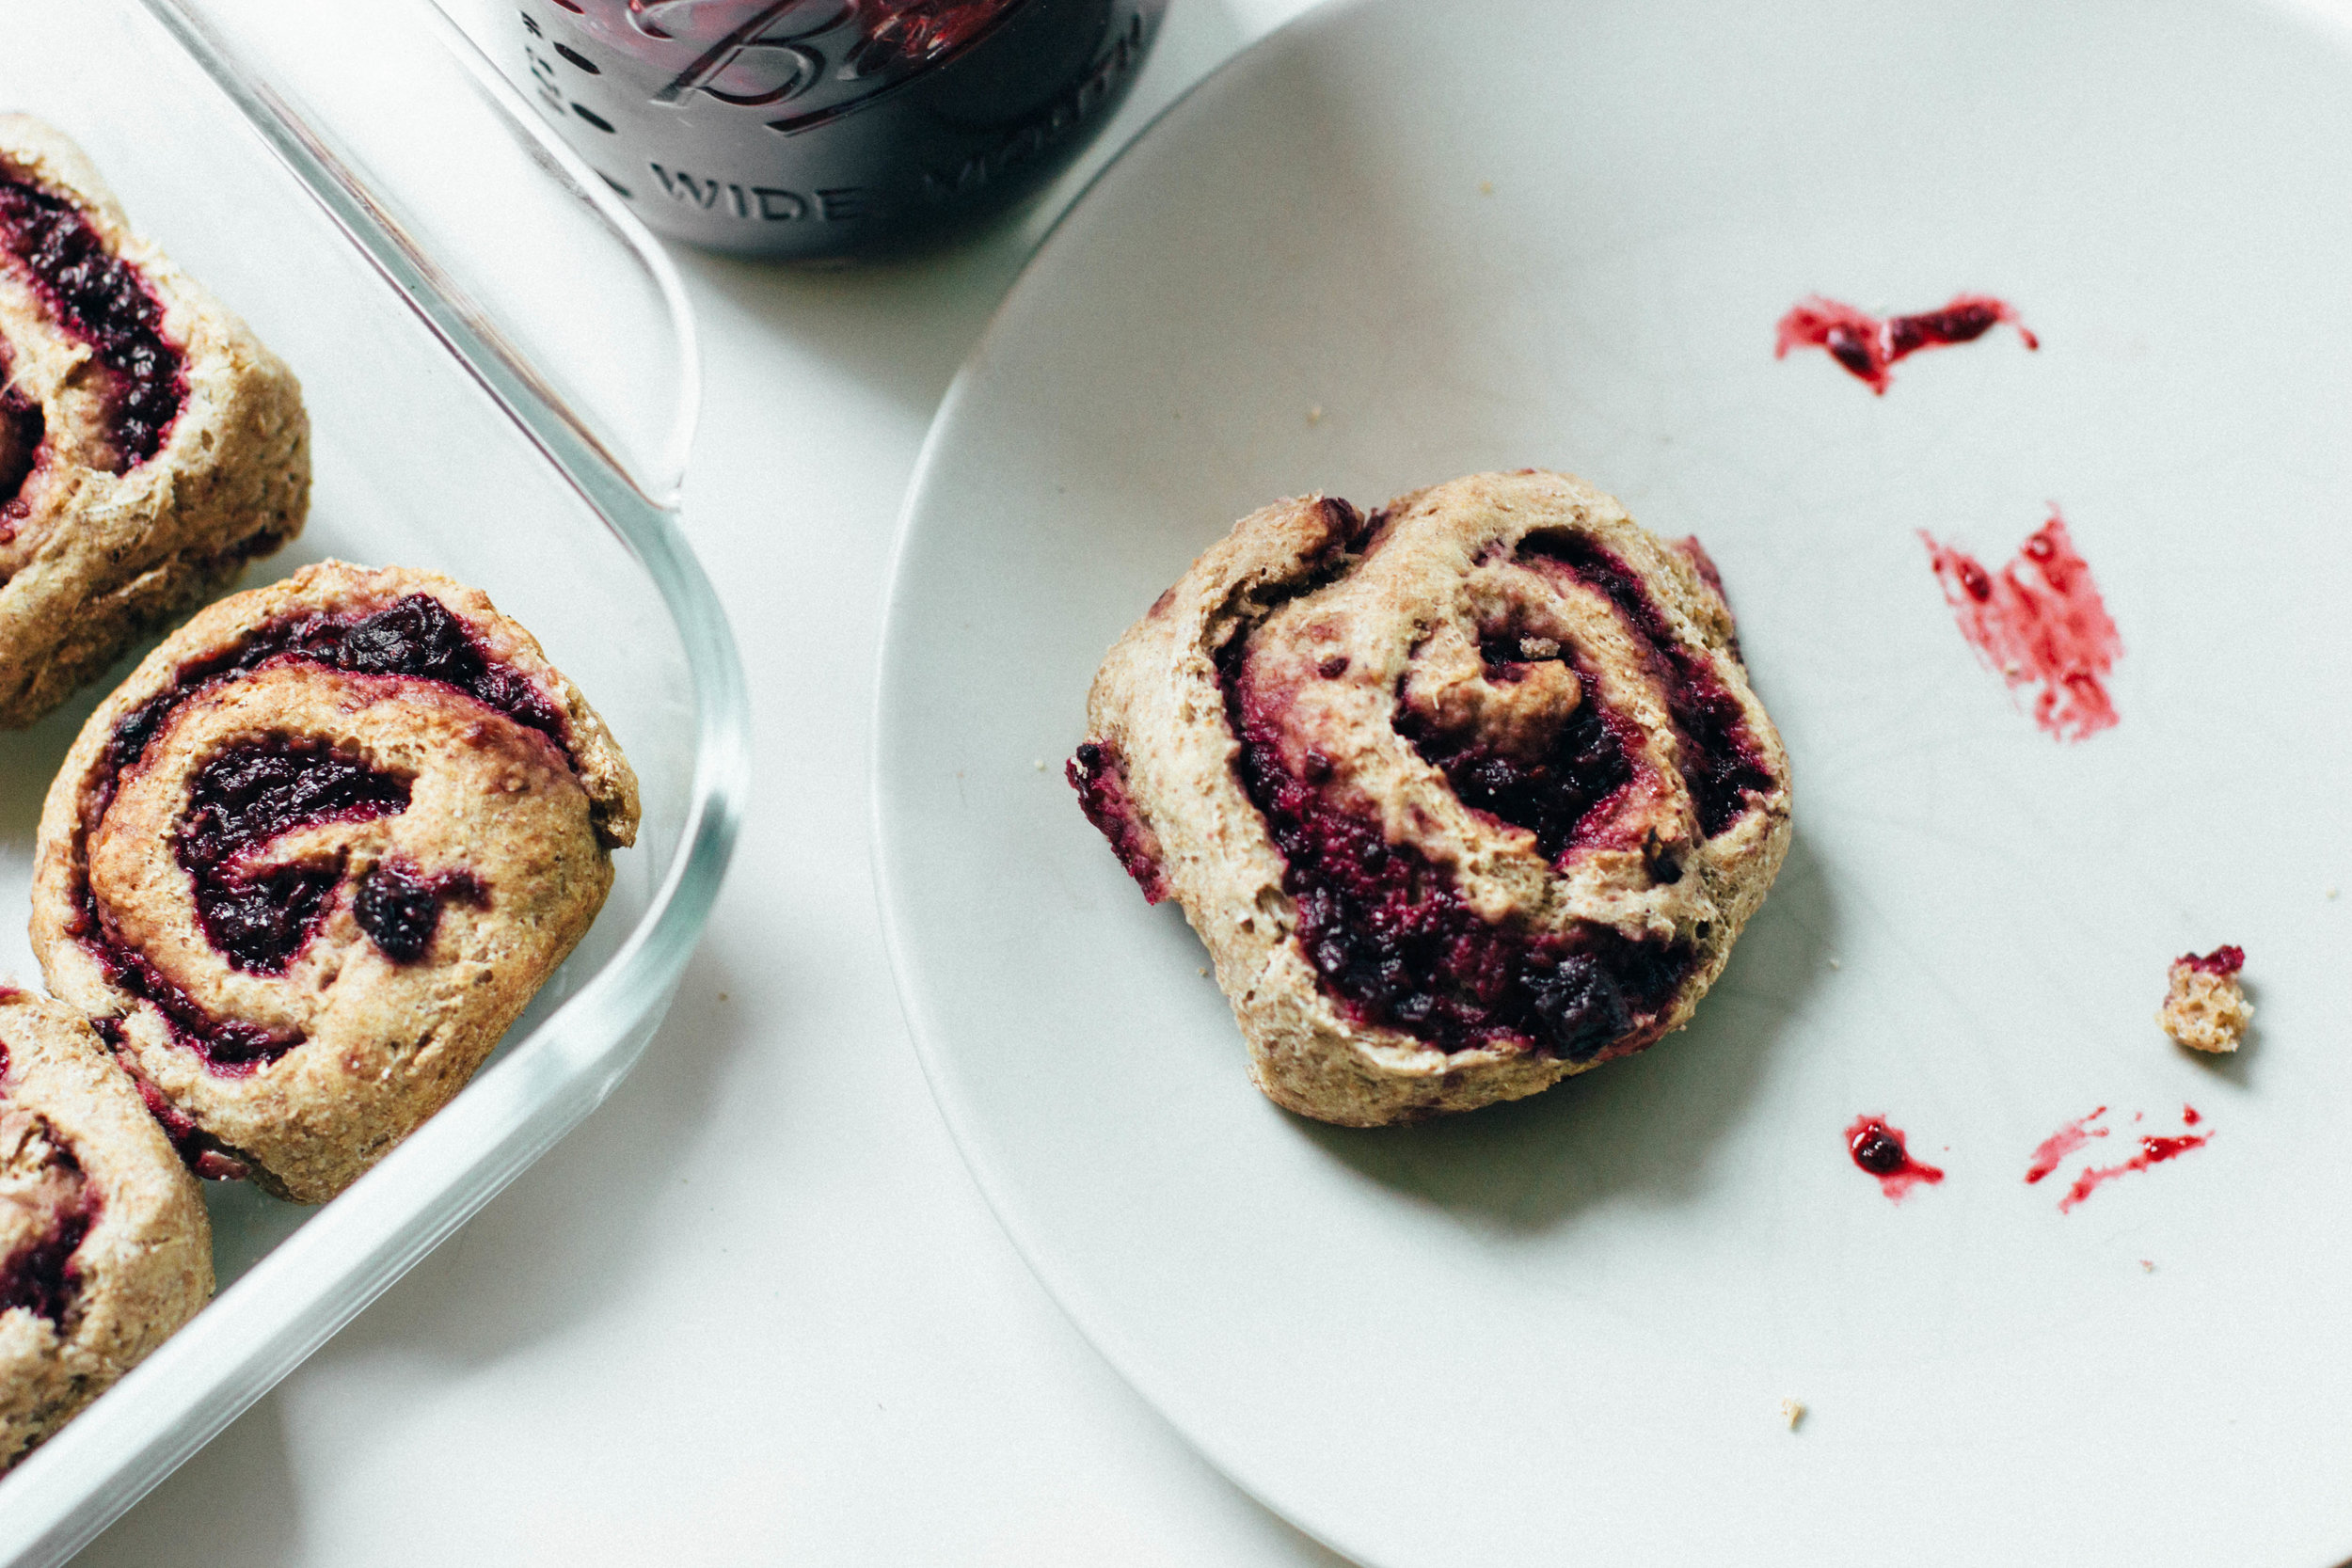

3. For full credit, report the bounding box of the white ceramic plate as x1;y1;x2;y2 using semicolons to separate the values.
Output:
874;1;2352;1562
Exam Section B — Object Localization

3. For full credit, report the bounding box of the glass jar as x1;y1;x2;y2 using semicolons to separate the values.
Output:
515;0;1167;259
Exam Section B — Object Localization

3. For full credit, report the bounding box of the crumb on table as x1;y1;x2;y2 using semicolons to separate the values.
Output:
2158;945;2250;1053
1778;1397;1805;1432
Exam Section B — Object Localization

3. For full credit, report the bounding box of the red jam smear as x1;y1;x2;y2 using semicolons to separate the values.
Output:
0;174;185;467
1066;741;1168;903
77;594;565;1077
1774;293;2037;394
1518;533;1772;837
2026;1104;2212;1212
1847;1115;1945;1200
2024;1105;2107;1184
2180;944;2244;977
1222;628;1688;1063
1922;506;2122;742
177;738;412;975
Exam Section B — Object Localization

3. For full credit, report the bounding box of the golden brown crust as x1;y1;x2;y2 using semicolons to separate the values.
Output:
0;114;309;727
29;562;641;1202
2159;959;2250;1054
0;990;211;1468
1078;470;1793;1125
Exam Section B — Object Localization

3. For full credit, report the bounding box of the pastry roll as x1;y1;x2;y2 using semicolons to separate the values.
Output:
1072;469;1792;1124
0;988;211;1469
0;115;307;727
32;562;640;1202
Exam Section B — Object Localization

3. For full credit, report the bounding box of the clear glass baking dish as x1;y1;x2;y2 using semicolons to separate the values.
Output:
0;1;748;1560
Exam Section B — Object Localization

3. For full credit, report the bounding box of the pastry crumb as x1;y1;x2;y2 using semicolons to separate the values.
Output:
1826;957;1841;970
1306;404;1324;425
1032;759;1046;771
1197;966;1209;978
2158;945;2249;1053
1778;1398;1805;1431
2139;1259;2155;1273
1477;179;1495;196
2328;886;2341;901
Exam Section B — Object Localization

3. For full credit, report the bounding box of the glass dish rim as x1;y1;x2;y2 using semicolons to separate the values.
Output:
0;0;750;1560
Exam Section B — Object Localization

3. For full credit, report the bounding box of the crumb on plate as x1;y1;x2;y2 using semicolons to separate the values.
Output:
1779;1398;1805;1432
2158;945;2250;1054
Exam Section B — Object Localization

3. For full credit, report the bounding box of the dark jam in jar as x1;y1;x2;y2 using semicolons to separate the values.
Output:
518;0;1165;258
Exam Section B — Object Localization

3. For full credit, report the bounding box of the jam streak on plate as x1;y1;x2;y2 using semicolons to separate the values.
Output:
1922;506;2122;742
1847;1115;1944;1201
0;174;185;467
1774;293;2036;394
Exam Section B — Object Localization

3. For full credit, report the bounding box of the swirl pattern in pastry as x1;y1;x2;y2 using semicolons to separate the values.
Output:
31;562;641;1203
0;988;211;1469
1073;469;1792;1125
0;115;308;728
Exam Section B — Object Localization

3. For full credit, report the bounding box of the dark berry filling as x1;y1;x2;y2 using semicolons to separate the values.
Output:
1066;741;1168;903
109;594;567;779
0;349;41;531
1518;534;1772;837
96;1022;250;1180
1395;635;1638;865
0;175;184;467
176;738;412;975
75;594;562;1077
0;1087;95;1327
2180;944;2244;977
1223;637;1686;1061
353;863;488;963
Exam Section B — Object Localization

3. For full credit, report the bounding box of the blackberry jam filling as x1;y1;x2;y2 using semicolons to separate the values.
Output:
1396;633;1638;865
0;175;184;467
75;594;566;1075
1518;534;1772;837
1066;741;1168;902
0;349;40;526
176;738;412;974
353;863;488;964
109;594;568;778
0;1094;94;1326
1222;637;1686;1061
2180;944;2244;977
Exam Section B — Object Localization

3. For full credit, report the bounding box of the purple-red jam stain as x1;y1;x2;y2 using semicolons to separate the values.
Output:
1922;506;2122;742
1222;634;1687;1062
2026;1104;2211;1212
2025;1105;2109;1185
2180;944;2245;977
0;175;184;467
1774;293;2037;395
1066;741;1168;903
1518;532;1772;837
1394;637;1639;866
1847;1115;1945;1201
177;738;412;975
77;594;567;1077
103;1035;248;1181
353;863;488;963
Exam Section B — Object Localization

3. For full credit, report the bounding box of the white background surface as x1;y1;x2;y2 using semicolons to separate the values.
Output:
60;0;1342;1561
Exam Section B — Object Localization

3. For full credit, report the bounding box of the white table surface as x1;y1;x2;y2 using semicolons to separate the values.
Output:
70;2;1346;1562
